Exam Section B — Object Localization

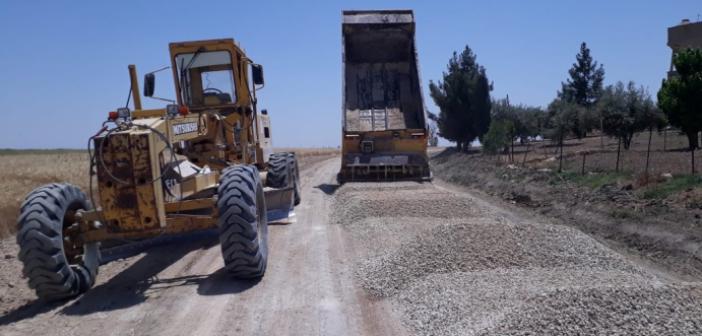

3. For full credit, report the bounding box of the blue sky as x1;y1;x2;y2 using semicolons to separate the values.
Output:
0;1;699;148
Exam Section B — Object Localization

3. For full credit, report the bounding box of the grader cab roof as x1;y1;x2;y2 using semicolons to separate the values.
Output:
169;38;244;53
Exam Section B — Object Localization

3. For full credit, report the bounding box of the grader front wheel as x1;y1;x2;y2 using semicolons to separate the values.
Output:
217;165;269;278
16;183;100;301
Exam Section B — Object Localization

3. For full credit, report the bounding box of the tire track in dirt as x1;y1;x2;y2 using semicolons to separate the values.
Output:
0;157;404;336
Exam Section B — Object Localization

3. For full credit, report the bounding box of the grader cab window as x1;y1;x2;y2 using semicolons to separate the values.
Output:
175;50;238;107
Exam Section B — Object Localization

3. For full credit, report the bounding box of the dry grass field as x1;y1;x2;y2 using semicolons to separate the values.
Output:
0;148;339;239
0;152;90;238
275;147;340;167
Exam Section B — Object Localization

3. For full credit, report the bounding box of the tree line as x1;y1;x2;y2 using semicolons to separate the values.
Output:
430;42;702;166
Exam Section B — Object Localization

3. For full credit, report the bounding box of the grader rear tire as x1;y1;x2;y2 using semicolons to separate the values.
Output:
217;165;268;278
16;183;100;301
266;153;292;188
267;152;301;205
288;153;301;206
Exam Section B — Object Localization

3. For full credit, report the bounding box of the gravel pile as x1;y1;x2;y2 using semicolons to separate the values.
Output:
482;283;702;336
332;183;481;226
357;220;644;297
397;270;671;336
332;182;702;335
339;217;471;258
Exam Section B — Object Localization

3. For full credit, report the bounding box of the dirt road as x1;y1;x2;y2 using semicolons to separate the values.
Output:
0;157;404;336
2;156;702;335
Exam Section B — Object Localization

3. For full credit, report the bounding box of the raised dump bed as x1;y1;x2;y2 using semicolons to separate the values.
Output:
340;10;431;182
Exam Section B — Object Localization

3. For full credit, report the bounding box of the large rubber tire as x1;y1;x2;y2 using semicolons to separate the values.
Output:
217;165;268;278
266;153;292;188
288;153;301;206
266;152;301;206
16;183;100;301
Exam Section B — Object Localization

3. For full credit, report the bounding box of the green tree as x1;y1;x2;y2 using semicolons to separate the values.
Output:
658;48;702;150
491;96;546;143
599;81;662;150
545;99;583;172
559;42;606;138
482;119;513;155
430;45;492;150
519;106;548;140
544;98;581;144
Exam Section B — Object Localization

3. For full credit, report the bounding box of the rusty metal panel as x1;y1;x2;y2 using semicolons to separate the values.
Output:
82;215;217;243
96;130;162;232
97;133;137;232
131;132;161;230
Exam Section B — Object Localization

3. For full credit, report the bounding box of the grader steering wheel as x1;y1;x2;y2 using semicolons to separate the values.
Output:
203;87;224;95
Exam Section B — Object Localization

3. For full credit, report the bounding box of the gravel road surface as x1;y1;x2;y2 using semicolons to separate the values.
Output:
332;180;702;335
1;156;701;335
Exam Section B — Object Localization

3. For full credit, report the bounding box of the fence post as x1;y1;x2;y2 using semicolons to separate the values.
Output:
581;152;587;175
615;137;622;173
645;127;653;179
558;133;564;173
663;128;667;151
600;115;604;150
692;148;696;175
522;142;530;166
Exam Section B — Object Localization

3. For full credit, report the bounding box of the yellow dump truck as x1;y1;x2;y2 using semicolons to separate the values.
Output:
339;10;431;182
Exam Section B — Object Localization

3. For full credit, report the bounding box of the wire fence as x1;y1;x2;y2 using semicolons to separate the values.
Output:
495;130;700;177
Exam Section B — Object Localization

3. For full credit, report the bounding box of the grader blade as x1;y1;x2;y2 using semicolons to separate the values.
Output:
264;187;296;224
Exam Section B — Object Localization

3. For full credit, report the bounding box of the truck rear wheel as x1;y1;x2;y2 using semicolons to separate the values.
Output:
217;165;268;278
267;152;300;205
16;183;100;301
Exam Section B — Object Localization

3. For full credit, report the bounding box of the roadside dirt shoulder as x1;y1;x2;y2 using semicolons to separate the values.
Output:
430;149;702;280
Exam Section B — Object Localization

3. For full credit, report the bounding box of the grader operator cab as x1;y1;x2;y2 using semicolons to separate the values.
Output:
16;38;300;300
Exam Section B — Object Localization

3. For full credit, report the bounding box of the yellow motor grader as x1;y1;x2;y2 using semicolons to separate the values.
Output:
16;38;300;300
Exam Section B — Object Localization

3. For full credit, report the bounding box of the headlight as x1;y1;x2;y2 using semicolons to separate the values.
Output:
117;107;130;119
166;104;179;118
